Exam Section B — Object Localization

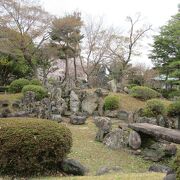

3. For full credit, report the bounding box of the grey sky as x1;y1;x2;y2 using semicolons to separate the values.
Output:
42;0;179;67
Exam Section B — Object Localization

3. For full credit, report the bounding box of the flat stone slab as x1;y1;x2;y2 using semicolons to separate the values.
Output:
128;123;180;144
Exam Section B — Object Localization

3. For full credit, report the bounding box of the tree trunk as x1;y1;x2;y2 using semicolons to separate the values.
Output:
73;56;77;81
65;58;69;81
42;69;47;86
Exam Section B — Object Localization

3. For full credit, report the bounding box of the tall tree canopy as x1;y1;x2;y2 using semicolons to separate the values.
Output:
0;0;51;77
50;12;83;82
150;8;180;85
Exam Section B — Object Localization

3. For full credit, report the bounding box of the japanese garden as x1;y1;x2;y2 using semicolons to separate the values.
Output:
0;0;180;179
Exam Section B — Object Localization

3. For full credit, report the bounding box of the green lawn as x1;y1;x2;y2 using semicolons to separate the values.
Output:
0;92;171;179
34;172;165;180
31;118;165;179
0;93;22;103
66;119;152;175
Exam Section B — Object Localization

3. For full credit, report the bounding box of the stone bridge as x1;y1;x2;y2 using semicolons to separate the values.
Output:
128;123;180;144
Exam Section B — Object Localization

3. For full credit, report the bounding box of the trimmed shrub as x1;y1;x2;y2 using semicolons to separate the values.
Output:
172;151;180;180
30;79;42;86
22;85;48;100
0;118;72;177
142;99;166;117
130;86;161;100
104;95;120;110
9;78;30;93
167;101;180;117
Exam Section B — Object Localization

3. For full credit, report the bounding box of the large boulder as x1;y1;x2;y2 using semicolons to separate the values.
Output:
117;110;129;121
96;166;110;176
142;143;165;162
51;114;62;122
124;87;130;94
164;143;177;156
94;116;112;142
128;130;141;150
157;115;166;127
96;166;122;176
82;93;98;115
70;91;80;113
103;128;130;149
95;88;109;97
60;159;87;176
70;115;87;125
105;110;118;118
164;174;176;180
107;79;117;92
149;164;172;173
136;117;157;125
97;97;104;116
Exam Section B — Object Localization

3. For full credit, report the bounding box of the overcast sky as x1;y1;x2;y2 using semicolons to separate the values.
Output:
42;0;179;67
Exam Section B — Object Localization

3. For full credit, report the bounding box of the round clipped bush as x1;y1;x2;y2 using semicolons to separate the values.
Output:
172;151;180;180
104;95;120;110
22;85;48;100
130;86;161;100
0;118;72;176
142;99;166;117
9;78;30;93
167;101;180;117
30;79;42;86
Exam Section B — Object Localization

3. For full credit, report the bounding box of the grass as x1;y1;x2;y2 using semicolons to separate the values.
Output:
32;118;165;180
0;92;171;179
0;93;22;103
34;172;165;180
113;93;146;111
64;119;152;175
110;92;172;112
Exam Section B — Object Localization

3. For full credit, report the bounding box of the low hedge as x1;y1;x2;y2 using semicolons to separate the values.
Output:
142;99;166;117
9;78;30;93
130;86;161;100
0;118;72;177
22;85;48;100
104;95;120;111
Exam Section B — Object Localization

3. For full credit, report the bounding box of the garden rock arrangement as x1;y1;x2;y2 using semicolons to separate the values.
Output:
94;116;112;142
70;91;80;113
0;87;109;122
